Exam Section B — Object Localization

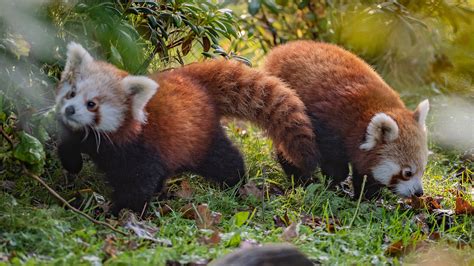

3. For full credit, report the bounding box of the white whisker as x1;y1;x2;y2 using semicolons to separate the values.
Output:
82;127;90;142
96;129;101;153
103;132;115;148
91;128;99;153
33;105;55;116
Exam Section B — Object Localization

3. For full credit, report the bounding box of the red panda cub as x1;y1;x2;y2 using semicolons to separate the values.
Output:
264;41;430;199
56;42;318;214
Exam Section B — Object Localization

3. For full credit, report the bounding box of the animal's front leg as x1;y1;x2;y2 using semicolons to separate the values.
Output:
352;169;384;200
107;159;167;216
57;126;83;174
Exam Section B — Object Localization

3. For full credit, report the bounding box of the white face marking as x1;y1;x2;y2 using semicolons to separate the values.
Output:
371;159;400;186
56;83;72;103
60;91;95;130
394;175;423;198
97;103;125;131
57;42;158;135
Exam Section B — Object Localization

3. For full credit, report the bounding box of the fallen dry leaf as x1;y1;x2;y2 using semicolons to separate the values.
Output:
300;213;323;229
196;204;222;229
180;203;222;229
180;203;196;219
385;234;431;257
281;222;300;242
119;210;172;246
325;218;341;233
102;235;117;258
157;203;173;217
239;180;264;199
326;223;336;233
428;232;441;241
267;183;285;196
198;229;221;246
455;196;474;215
176;180;194;199
385;240;405;257
407;196;443;212
273;212;290;228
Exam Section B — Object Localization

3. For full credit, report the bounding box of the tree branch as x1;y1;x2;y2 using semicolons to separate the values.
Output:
0;125;14;148
22;166;129;236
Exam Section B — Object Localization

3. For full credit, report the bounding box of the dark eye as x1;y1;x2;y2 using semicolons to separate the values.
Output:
67;91;76;99
86;101;97;111
402;169;413;179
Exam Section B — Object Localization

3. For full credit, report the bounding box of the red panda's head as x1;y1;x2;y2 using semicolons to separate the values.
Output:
359;100;430;198
56;42;158;134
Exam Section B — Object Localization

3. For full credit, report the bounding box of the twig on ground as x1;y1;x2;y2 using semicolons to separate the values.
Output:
0;125;14;148
22;166;129;236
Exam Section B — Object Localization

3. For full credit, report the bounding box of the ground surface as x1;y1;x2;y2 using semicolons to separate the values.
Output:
0;122;473;265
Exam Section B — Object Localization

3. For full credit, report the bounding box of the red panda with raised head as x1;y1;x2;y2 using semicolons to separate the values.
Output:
264;41;430;199
56;42;318;214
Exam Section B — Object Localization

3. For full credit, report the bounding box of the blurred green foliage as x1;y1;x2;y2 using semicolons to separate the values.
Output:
233;0;474;97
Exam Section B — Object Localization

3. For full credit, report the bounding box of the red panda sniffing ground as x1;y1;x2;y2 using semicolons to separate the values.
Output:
56;42;318;214
264;41;430;199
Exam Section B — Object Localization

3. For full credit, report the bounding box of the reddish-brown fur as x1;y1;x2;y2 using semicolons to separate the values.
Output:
58;53;320;214
108;59;319;177
264;41;428;197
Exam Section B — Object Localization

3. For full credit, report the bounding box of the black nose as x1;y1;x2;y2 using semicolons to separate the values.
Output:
65;106;75;116
414;189;424;197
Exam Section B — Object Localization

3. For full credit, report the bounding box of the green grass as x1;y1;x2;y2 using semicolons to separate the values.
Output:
0;122;473;265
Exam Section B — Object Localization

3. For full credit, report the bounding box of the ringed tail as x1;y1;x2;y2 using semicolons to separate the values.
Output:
179;59;319;176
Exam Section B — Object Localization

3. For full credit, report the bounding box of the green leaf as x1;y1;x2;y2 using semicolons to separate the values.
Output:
298;0;309;9
263;0;280;14
13;131;45;174
226;232;241;247
233;211;250;227
232;55;252;67
201;51;216;58
148;15;159;29
109;44;124;68
248;0;262;16
172;14;182;27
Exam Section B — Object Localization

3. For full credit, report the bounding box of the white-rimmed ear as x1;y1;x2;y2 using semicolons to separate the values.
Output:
360;113;399;151
121;76;159;123
63;42;93;76
414;99;429;130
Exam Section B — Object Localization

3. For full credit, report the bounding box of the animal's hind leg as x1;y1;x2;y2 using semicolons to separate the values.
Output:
195;127;245;187
314;118;349;187
319;155;349;187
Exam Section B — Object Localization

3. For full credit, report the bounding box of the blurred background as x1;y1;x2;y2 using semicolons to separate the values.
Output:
0;0;473;175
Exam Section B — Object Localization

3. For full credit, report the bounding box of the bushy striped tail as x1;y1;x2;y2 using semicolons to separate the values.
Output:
179;59;319;176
